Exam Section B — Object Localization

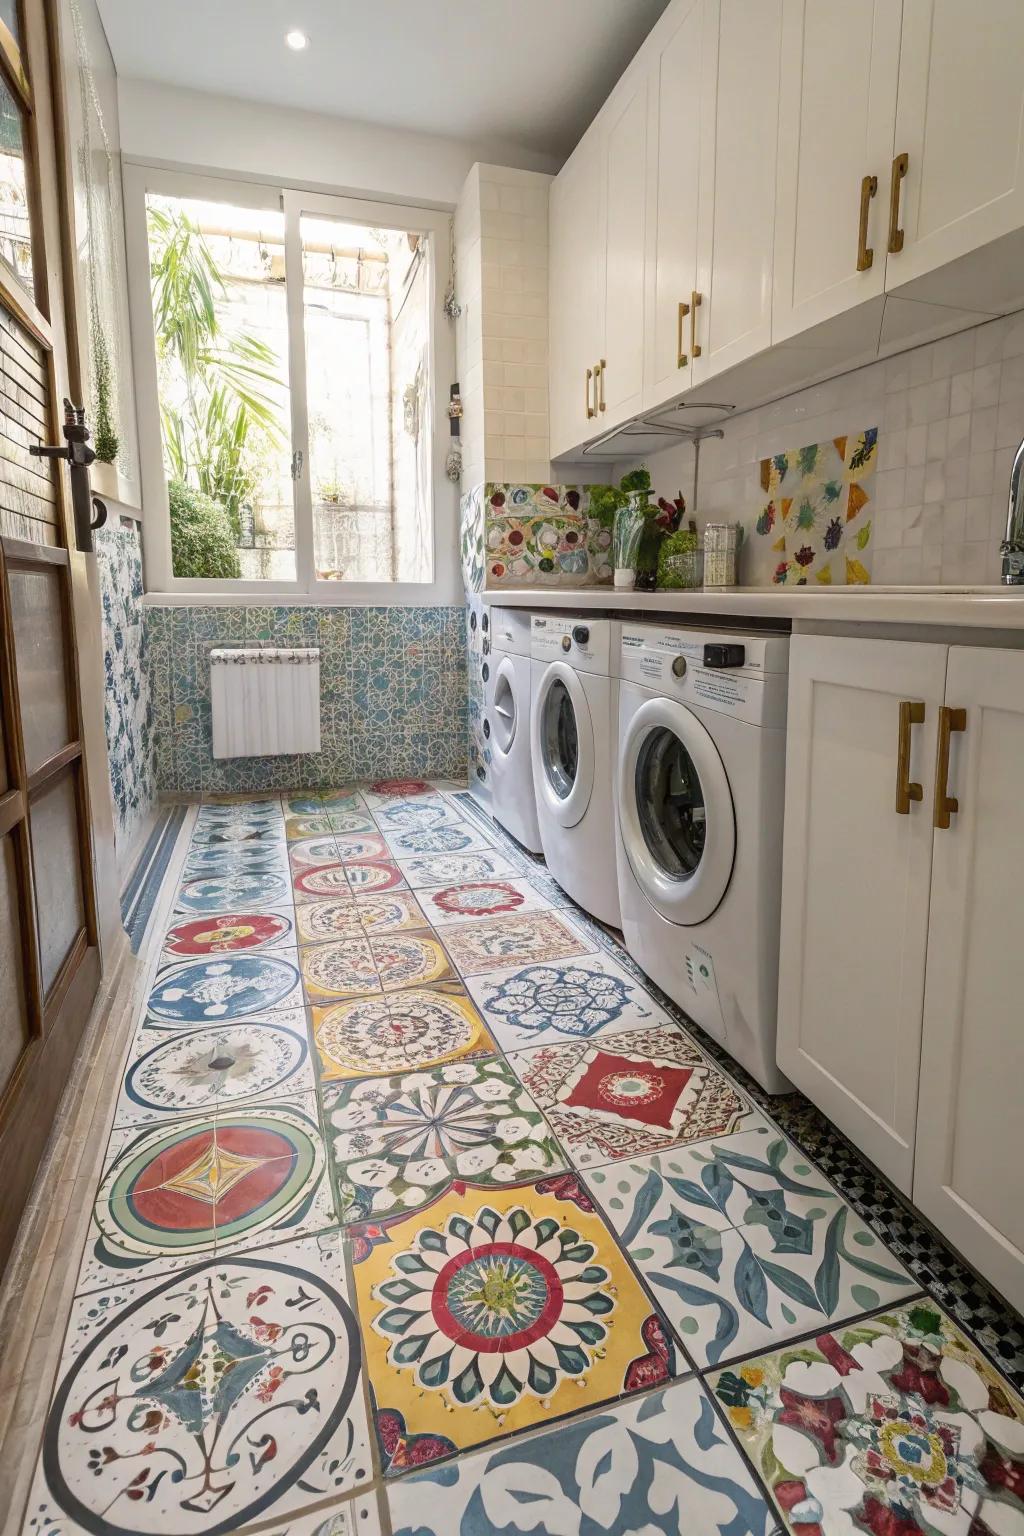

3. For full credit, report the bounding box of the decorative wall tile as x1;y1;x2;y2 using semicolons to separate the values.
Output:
755;428;878;585
461;482;613;592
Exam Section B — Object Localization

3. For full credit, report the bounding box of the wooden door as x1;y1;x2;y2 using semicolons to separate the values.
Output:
599;70;647;427
642;0;703;412
776;634;947;1193
548;130;606;460
692;0;783;383
772;0;901;343
0;0;103;1270
888;0;1024;307
914;647;1024;1312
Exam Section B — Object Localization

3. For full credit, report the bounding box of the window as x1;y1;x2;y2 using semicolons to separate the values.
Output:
125;167;455;599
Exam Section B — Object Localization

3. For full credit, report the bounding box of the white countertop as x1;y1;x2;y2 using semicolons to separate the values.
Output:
481;584;1024;629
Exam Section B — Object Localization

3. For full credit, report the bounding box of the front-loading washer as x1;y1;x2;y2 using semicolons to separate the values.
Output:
616;623;791;1093
487;607;542;854
530;614;621;927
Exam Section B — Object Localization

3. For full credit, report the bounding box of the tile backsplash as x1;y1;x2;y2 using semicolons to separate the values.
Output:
617;310;1024;586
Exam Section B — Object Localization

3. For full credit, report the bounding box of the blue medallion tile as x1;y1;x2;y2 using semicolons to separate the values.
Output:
147;952;304;1023
465;951;672;1051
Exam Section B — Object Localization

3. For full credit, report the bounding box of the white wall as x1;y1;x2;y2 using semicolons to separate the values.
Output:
118;80;559;209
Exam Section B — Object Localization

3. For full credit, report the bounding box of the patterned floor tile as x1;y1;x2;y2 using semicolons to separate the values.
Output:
512;1025;766;1169
587;1127;916;1367
255;1493;384;1534
350;1174;678;1473
291;834;354;869
370;796;468;834
285;813;342;839
334;831;392;862
416;876;554;926
323;1057;565;1225
464;951;671;1051
301;931;456;1003
160;907;297;959
709;1300;1024;1536
182;840;292;875
296;898;367;944
380;822;494;859
440;908;595;976
354;891;431;934
397;849;520;888
115;1012;316;1125
147;950;304;1023
301;937;380;1001
190;819;285;846
311;983;496;1083
387;1378;773;1534
26;1233;372;1533
294;863;364;903
176;868;293;913
344;860;408;897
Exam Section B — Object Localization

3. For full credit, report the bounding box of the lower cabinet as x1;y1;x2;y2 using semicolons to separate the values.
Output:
777;633;1024;1311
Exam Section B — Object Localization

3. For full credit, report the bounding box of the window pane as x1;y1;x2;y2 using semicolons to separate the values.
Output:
8;564;71;773
0;832;29;1094
31;771;85;993
146;194;295;581
301;214;432;583
0;74;35;298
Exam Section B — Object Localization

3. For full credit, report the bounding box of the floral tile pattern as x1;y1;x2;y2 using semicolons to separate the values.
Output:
351;1175;678;1473
586;1127;916;1367
710;1301;1024;1536
323;1058;565;1225
387;1377;773;1535
21;782;1024;1536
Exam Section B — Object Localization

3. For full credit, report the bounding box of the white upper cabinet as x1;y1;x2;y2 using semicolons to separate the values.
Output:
642;0;704;410
914;646;1024;1314
600;73;649;428
549;131;606;461
887;0;1024;311
692;0;783;382
772;0;901;342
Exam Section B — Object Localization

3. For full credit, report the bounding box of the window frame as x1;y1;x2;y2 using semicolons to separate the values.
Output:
123;162;459;604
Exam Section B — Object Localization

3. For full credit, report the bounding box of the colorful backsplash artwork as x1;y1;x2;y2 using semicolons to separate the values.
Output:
755;428;878;585
461;482;614;592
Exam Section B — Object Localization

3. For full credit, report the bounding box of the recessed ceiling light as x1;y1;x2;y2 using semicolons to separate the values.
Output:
285;28;308;50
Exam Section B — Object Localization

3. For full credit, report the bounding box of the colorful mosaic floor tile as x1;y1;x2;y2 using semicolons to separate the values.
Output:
323;1057;565;1224
397;849;520;887
161;907;296;956
350;1175;678;1473
148;950;304;1021
440;908;593;974
512;1024;765;1168
387;1377;774;1535
295;897;367;943
586;1126;916;1367
709;1300;1024;1535
381;822;493;857
311;983;496;1083
465;951;670;1050
416;876;554;924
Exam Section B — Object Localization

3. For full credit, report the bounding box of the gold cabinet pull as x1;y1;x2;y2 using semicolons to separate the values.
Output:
895;700;925;813
857;173;878;271
677;300;690;369
690;291;702;359
933;705;966;829
597;358;606;412
888;151;908;254
585;366;595;420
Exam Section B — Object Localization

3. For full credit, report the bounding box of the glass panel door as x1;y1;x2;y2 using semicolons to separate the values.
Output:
634;726;707;879
543;678;579;799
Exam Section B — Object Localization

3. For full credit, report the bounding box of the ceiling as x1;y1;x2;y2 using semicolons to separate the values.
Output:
95;0;671;162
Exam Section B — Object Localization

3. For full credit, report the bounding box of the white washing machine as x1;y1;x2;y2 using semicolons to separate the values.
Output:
616;623;791;1094
530;614;621;927
487;607;542;854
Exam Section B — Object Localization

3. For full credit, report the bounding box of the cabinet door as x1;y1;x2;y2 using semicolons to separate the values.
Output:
772;0;901;343
889;0;1024;294
643;0;703;411
600;74;648;427
914;647;1024;1311
776;635;947;1192
548;133;606;460
692;0;783;383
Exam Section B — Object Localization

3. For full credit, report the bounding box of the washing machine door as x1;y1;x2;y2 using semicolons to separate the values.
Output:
490;655;518;759
619;695;735;924
533;661;594;828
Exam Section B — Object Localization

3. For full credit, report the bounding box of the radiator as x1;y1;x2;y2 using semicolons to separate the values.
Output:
210;647;321;759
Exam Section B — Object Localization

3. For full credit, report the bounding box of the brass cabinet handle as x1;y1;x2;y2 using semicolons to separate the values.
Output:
933;704;966;829
690;291;702;359
677;300;690;369
895;700;925;813
857;173;878;271
888;151;908;254
585;366;595;420
597;358;606;412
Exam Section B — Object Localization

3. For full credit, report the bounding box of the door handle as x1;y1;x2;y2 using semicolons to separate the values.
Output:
29;399;98;553
933;705;966;829
895;700;925;814
690;291;702;359
677;299;690;369
596;359;606;413
888;151;908;254
585;366;595;420
857;173;878;271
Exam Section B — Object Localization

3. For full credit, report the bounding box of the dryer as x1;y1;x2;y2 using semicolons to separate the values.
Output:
616;623;791;1094
487;607;542;854
530;614;621;927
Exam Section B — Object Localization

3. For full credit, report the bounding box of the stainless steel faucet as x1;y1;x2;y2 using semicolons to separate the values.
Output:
1002;435;1024;583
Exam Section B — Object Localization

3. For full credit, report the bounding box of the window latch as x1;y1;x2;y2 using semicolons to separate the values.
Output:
291;449;304;481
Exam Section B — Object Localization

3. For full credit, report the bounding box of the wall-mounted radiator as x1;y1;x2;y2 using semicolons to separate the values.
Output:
210;647;321;759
